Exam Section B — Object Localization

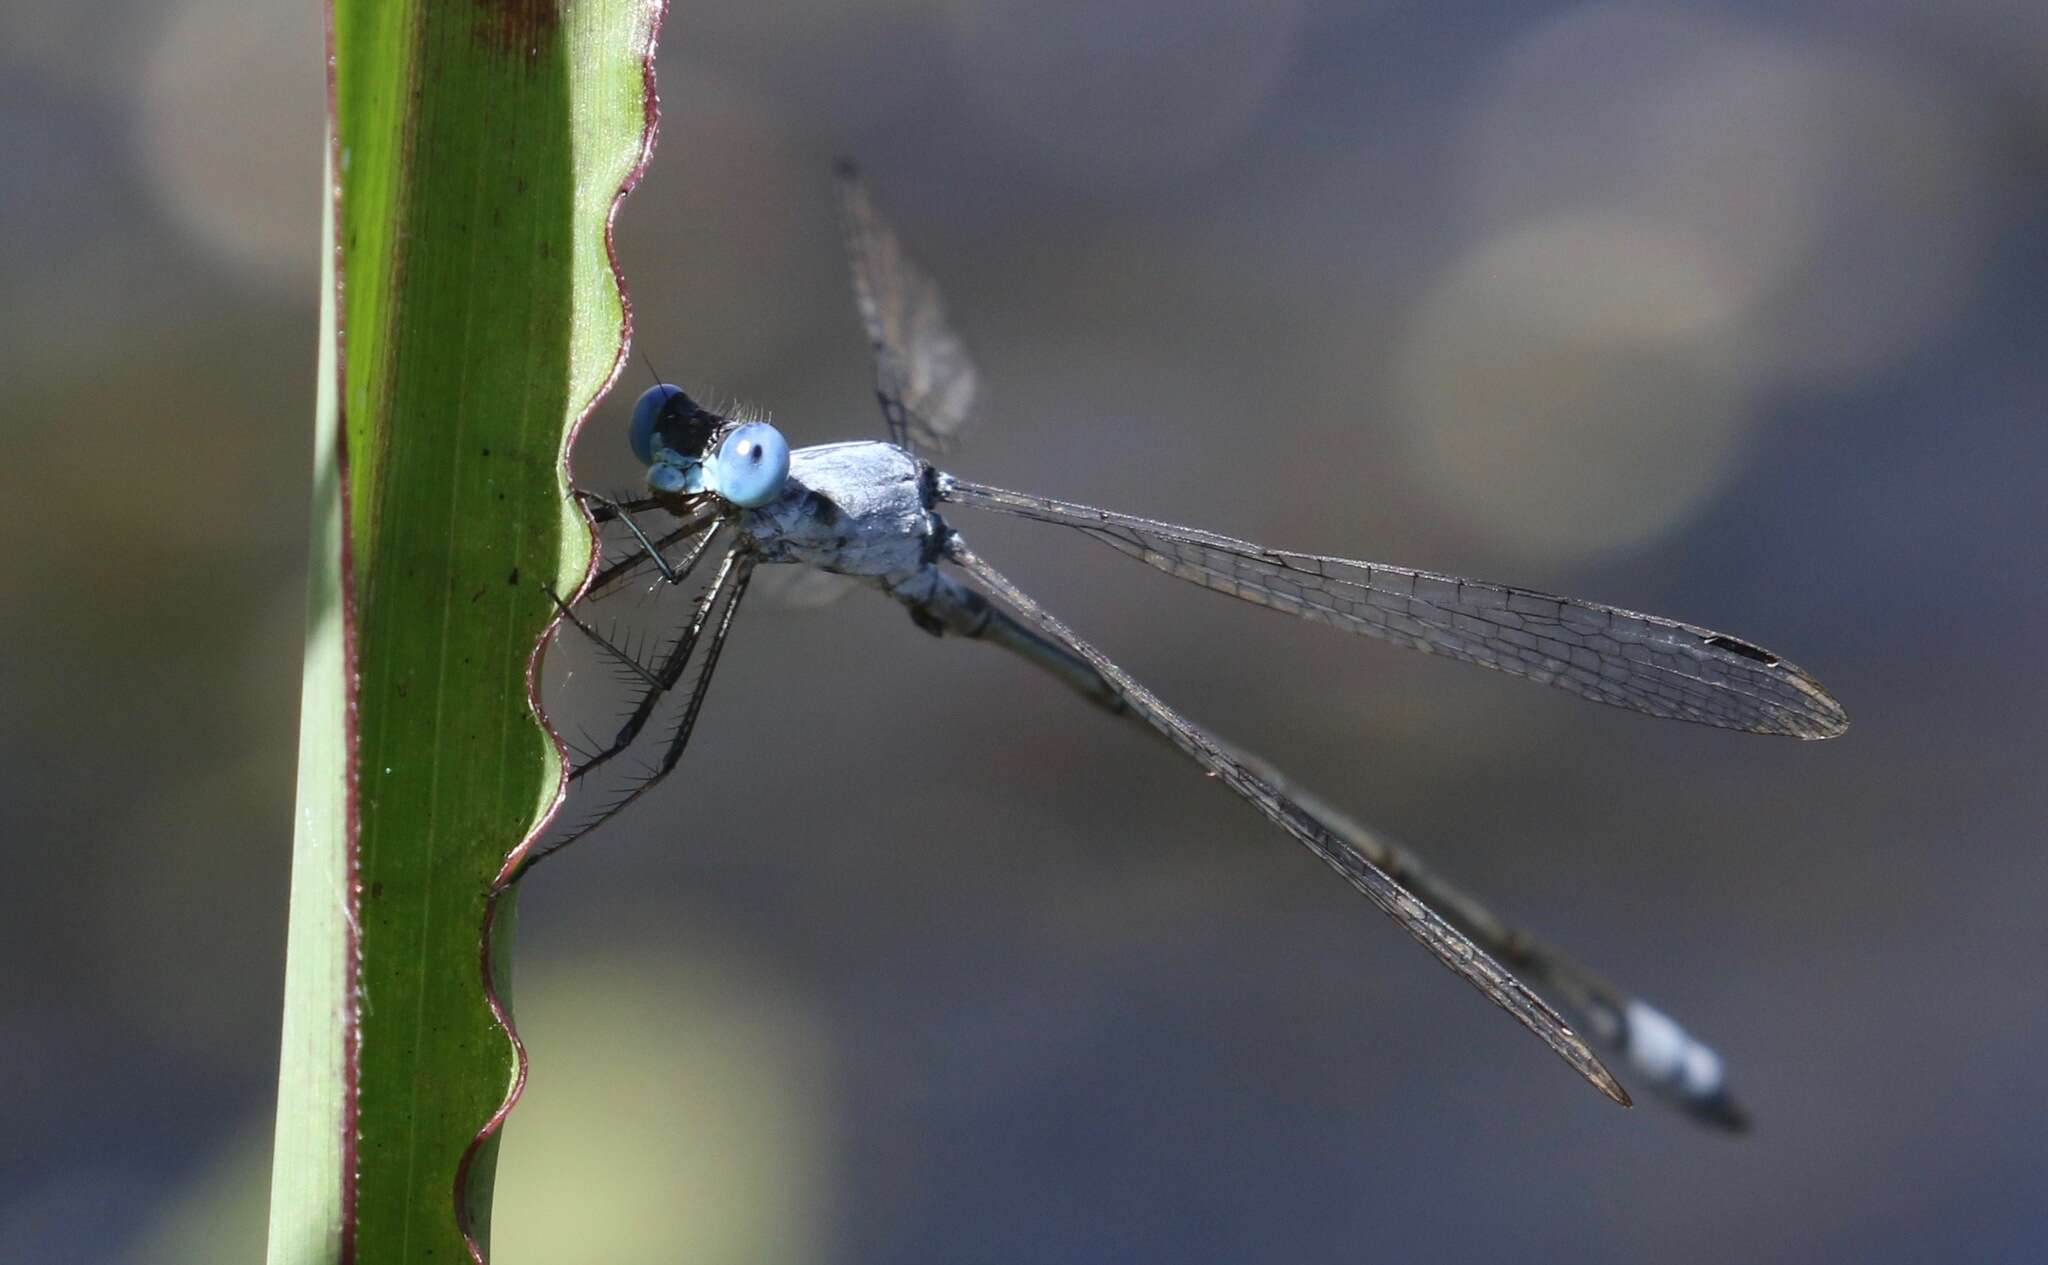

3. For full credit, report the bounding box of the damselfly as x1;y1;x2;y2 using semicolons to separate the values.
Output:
534;162;1847;1124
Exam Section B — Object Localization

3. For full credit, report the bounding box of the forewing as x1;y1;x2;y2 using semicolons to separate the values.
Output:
835;161;980;453
942;480;1847;739
946;540;1631;1107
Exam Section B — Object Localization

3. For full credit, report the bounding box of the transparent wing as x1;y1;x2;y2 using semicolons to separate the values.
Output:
1213;737;1745;1127
941;479;1847;739
944;538;1631;1107
835;161;981;453
932;580;1745;1123
748;562;862;611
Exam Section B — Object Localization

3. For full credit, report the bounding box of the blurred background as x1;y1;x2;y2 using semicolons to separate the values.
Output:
5;0;2046;1260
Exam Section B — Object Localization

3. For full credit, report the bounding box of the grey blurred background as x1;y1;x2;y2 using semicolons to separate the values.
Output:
5;1;2047;1261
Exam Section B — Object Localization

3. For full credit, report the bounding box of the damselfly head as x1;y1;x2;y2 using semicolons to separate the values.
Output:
633;383;790;509
629;382;721;465
703;420;790;508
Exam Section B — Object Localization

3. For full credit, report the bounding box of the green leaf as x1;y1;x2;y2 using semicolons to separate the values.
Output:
268;3;665;1262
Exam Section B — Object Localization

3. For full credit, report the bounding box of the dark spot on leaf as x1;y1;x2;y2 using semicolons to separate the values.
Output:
507;566;520;586
469;0;560;58
370;881;384;898
481;447;492;457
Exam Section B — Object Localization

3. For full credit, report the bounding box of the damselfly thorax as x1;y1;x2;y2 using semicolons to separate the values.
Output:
740;441;948;600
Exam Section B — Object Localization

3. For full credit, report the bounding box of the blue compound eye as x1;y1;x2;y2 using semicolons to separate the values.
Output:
707;421;790;508
629;383;690;464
